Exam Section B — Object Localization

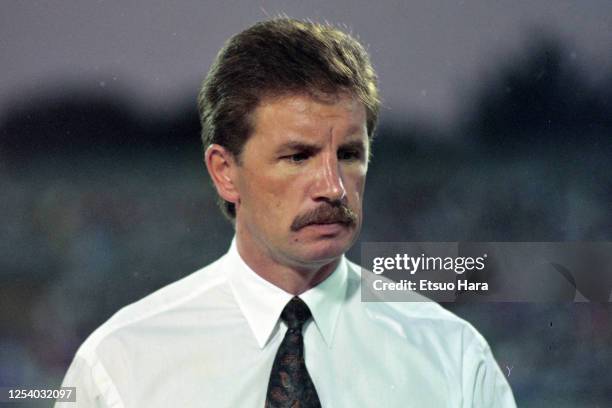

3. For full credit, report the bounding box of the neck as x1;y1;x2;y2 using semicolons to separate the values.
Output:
235;232;340;295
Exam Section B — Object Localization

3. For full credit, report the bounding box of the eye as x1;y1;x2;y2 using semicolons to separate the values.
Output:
338;149;362;161
284;151;310;163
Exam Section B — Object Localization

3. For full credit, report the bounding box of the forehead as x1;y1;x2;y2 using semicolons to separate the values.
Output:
251;92;367;139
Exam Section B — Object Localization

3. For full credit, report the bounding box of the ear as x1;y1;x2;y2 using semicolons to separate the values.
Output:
205;144;240;206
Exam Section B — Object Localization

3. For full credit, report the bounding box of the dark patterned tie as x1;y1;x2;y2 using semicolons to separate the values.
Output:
265;296;321;408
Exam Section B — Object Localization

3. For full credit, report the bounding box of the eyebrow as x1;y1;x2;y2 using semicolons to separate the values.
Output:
275;139;367;154
275;141;319;154
339;140;367;152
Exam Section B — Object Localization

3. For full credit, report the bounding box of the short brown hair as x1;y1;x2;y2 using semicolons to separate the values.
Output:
198;18;380;219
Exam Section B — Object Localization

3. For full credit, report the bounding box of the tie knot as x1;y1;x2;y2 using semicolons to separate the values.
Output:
280;297;312;330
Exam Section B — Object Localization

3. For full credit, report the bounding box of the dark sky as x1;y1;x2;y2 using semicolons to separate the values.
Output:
2;0;611;128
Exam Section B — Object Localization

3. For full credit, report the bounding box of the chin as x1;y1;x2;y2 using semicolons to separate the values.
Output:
294;233;355;264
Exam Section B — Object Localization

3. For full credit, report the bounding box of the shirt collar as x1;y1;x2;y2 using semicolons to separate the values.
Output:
225;237;348;349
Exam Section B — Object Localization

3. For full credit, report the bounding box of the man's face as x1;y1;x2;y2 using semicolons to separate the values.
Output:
233;92;369;269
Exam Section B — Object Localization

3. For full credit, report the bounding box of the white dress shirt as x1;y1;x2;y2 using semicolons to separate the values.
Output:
57;239;516;407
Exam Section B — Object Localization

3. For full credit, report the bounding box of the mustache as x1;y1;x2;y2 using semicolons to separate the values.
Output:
290;203;358;231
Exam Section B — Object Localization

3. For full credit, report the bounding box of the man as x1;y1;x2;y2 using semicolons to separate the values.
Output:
58;18;516;407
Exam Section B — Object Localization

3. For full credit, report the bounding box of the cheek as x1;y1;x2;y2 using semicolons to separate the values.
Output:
346;172;366;201
256;175;297;217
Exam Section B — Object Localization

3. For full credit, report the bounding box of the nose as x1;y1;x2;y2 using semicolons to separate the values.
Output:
312;152;346;203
